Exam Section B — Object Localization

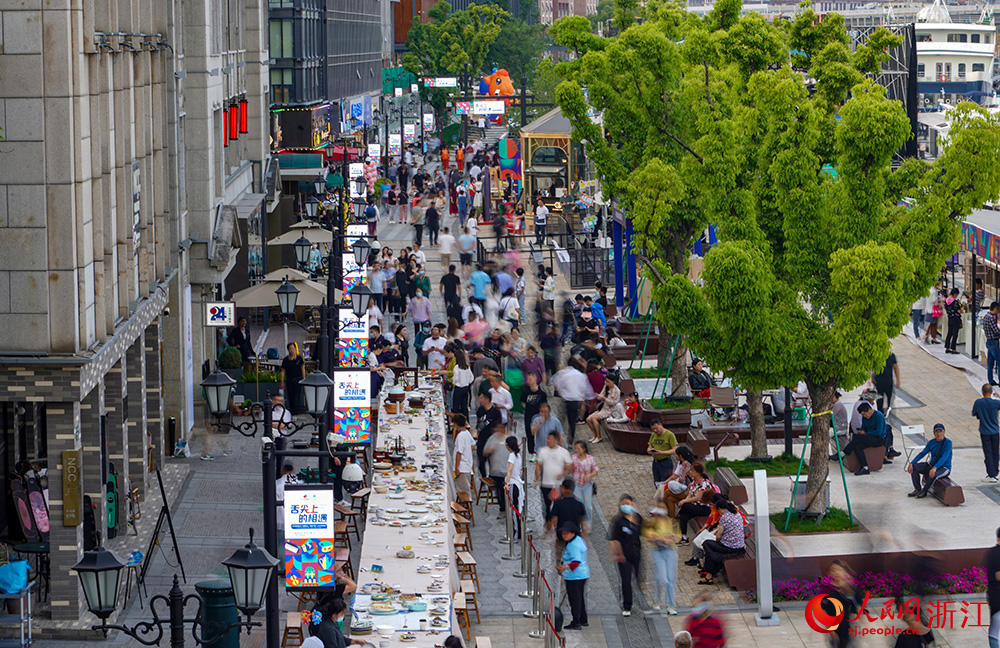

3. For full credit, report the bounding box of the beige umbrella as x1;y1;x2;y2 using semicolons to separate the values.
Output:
266;222;335;247
231;274;330;308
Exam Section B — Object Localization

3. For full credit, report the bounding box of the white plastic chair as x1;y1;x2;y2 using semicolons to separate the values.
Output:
900;424;927;463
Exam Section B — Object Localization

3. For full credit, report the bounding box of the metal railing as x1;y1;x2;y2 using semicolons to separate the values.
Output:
470;227;611;289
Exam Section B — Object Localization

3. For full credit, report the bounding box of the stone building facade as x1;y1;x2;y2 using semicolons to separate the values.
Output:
0;0;270;623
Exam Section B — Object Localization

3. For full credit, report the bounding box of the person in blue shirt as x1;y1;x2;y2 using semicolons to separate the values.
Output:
470;265;491;306
907;423;952;498
839;403;886;475
584;296;606;327
557;521;589;630
973;383;1000;482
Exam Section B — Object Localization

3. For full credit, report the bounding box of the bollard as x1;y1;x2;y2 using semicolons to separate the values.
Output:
500;494;513;546
518;535;534;596
524;550;541;617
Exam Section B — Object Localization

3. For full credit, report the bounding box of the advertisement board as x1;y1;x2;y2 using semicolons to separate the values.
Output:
204;302;236;327
333;369;372;443
389;133;401;155
473;100;506;115
338;309;369;368
424;77;457;88
423;113;434;132
403;123;416;144
367;143;381;160
284;485;337;589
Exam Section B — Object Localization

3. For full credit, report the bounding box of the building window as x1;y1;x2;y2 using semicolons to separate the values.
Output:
936;62;942;79
972;33;981;43
917;63;925;77
986;34;993;44
974;63;986;72
269;19;293;59
947;33;968;43
271;69;292;104
958;63;966;78
917;33;932;42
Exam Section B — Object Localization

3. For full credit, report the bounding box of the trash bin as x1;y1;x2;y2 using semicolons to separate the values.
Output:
195;579;239;648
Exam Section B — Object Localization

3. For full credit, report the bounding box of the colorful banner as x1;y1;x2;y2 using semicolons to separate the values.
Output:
473;100;506;115
338;309;368;367
423;113;434;132
367;143;381;160
404;123;416;144
424;77;457;88
498;137;522;197
962;221;1000;266
389;133;401;155
333;369;372;443
284;485;337;589
455;101;472;115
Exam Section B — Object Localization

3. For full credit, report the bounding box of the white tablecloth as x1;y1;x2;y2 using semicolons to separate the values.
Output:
349;376;462;645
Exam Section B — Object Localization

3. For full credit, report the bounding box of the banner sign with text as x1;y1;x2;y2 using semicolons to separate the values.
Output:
284;485;337;589
333;369;372;443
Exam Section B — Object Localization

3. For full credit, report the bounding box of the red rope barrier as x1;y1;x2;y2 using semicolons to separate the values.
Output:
540;570;552;593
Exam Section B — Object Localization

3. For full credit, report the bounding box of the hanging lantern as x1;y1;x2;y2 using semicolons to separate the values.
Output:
239;97;249;134
223;109;229;148
229;103;239;140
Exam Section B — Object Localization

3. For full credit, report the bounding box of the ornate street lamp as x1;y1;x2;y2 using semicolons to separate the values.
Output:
351;236;371;267
349;284;373;320
274;279;300;317
293;236;312;269
313;175;326;195
201;371;236;418
73;546;125;622
304;196;319;220
299;370;334;417
222;529;279;622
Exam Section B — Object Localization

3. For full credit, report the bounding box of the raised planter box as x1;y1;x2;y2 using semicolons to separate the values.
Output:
236;382;282;401
637;399;692;428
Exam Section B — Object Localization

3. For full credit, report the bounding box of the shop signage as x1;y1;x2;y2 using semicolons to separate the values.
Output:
205;302;236;327
423;113;434;132
424;77;457;88
333;368;372;443
284;485;337;589
63;450;80;526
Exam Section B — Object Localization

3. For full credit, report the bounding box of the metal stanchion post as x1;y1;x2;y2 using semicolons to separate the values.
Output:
523;550;540;614
519;535;534;597
529;572;547;638
502;491;519;560
500;494;513;545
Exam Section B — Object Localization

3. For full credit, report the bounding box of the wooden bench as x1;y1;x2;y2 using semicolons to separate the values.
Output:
453;532;471;552
931;476;964;506
713;466;747;506
457;551;480;592
453;591;470;639
687;429;710;460
842;446;885;473
721;531;756;591
458;491;476;525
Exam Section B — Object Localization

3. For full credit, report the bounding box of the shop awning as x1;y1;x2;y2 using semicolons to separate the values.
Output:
525;165;567;175
961;208;1000;268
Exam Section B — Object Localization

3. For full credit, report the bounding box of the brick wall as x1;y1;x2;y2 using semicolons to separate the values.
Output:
126;334;148;499
45;402;85;620
145;320;164;474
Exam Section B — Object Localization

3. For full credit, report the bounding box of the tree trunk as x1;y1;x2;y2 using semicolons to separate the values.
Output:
803;378;837;515
747;390;768;459
664;250;688;398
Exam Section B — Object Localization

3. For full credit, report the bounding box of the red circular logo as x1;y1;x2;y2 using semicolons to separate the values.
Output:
805;594;845;633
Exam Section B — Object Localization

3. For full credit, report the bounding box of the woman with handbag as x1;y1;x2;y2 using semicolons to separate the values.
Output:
675;463;716;545
924;287;943;344
943;287;965;354
696;500;746;585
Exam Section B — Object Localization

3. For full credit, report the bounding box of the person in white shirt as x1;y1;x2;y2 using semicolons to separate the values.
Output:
466;215;478;238
535;431;572;521
422;325;448;370
463;299;485;323
478;116;487;138
367;299;384;332
488;372;514;427
542;269;557;305
551;358;595;444
412;243;427;266
453;415;475;498
438;226;457;269
271;394;294;430
534;199;549;246
470;164;483;181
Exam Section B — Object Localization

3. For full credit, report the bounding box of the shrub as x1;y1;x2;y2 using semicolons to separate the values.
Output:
745;567;988;602
219;346;243;369
239;369;282;383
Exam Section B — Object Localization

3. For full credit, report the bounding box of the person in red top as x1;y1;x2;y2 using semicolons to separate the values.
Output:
684;593;725;647
624;392;640;421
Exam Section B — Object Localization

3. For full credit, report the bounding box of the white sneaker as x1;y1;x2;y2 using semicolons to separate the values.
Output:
650;604;662;612
622;610;631;617
983;476;999;483
665;606;678;616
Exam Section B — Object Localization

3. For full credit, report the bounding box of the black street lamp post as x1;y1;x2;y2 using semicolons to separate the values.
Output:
73;530;276;647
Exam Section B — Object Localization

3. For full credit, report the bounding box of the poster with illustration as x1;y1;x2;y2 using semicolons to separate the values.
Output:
333;369;371;443
284;485;337;590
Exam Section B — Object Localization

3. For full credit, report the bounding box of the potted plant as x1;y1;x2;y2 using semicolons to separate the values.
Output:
238;368;283;401
219;346;243;381
638;396;697;427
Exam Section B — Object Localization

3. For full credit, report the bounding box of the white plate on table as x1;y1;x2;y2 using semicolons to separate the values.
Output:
387;493;406;499
409;507;429;514
386;508;407;514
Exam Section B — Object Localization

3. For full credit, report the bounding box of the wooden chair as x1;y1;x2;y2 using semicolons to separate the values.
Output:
457;551;480;592
462;579;481;623
335;548;354;580
458;491;475;525
350;487;371;514
708;386;738;423
477;477;498;511
453;513;472;537
335;520;351;551
335;504;361;540
454;591;471;639
282;611;304;647
453;532;472;552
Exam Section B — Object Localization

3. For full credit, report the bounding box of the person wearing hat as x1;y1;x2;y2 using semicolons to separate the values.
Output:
908;423;952;498
556;521;589;630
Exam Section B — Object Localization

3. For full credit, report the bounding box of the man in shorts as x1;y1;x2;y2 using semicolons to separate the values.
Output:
458;227;476;279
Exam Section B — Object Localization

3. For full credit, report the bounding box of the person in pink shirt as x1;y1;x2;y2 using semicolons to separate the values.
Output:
462;310;488;346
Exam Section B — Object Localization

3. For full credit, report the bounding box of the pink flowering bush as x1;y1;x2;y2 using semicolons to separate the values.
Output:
746;567;987;602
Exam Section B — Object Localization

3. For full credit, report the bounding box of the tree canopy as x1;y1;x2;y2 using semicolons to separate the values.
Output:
552;0;1000;504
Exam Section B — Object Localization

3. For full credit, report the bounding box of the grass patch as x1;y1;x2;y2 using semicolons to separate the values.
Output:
645;397;706;410
626;366;671;379
770;507;859;534
705;452;802;478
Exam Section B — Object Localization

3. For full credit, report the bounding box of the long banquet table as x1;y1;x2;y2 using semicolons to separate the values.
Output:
348;374;462;645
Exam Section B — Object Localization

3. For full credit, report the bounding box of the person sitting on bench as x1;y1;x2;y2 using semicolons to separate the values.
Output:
907;423;952;499
688;359;715;399
839;403;886;476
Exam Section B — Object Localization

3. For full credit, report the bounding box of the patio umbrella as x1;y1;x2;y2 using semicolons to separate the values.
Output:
267;222;333;247
231;269;331;308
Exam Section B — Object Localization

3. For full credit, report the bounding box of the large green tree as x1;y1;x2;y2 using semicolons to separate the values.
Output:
402;2;509;141
651;6;1000;509
485;18;548;88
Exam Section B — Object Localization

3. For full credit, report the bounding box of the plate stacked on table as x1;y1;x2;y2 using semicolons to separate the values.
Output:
351;619;374;635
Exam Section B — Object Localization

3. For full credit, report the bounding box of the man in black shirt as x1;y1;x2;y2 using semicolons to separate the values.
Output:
440;265;462;320
520;373;547;455
476;392;503;478
226;317;255;362
987;527;1000;643
872;352;900;414
608;494;643;616
547;479;586;534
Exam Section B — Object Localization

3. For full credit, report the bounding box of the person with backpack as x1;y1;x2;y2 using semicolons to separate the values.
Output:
364;197;378;236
